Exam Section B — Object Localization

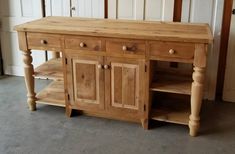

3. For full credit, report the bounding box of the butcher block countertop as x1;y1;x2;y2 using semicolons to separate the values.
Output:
14;16;213;44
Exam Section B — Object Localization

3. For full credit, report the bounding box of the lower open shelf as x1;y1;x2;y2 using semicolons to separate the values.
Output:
36;80;65;107
150;94;190;125
151;109;190;125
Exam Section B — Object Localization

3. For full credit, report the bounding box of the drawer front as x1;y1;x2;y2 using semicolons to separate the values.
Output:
27;33;61;50
65;36;103;51
106;39;146;56
149;41;195;62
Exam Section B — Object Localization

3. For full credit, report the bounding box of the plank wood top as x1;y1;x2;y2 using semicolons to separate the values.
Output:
14;16;213;43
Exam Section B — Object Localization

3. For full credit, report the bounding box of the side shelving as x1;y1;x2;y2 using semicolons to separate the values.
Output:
149;61;193;126
34;58;63;80
36;80;65;107
151;99;190;125
35;57;65;107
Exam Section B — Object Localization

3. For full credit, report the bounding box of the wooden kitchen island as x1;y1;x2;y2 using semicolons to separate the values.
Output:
15;17;213;136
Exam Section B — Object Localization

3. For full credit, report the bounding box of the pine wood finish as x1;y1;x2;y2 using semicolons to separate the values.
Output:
150;91;191;126
36;80;65;107
149;41;195;63
106;39;146;56
15;17;212;136
34;58;63;80
66;54;105;111
65;36;104;51
27;32;61;51
105;57;145;117
15;17;213;43
151;102;190;125
22;50;37;111
150;74;192;95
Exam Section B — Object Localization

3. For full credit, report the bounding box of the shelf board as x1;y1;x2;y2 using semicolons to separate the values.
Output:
34;58;63;80
36;80;65;107
150;74;192;95
151;101;190;125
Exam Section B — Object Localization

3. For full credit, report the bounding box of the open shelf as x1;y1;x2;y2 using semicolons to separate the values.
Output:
150;74;192;95
150;92;191;125
36;80;65;107
151;101;190;125
151;108;190;125
34;58;63;80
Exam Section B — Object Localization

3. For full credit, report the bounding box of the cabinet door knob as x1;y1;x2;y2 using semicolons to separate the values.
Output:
104;65;109;69
169;49;175;54
80;42;86;48
122;45;127;51
97;64;102;69
40;40;47;45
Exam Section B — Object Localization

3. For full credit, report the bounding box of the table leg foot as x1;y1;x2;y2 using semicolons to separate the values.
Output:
28;96;36;111
189;116;200;137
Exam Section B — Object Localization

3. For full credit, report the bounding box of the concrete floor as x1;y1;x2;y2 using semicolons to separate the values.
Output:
0;76;235;154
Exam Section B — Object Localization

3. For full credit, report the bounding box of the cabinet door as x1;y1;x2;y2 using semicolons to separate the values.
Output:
105;57;145;115
66;54;104;110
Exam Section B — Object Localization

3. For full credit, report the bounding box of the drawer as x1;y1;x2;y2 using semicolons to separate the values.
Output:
149;41;195;62
27;33;61;50
106;39;146;56
65;36;103;51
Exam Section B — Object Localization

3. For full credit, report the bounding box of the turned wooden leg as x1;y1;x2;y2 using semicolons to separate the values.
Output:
189;67;205;136
22;50;36;111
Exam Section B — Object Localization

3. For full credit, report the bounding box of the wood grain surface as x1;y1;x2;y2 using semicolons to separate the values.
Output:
14;16;213;43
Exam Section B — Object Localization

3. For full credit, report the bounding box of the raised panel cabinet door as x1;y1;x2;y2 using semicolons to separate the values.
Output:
66;54;104;110
105;57;145;115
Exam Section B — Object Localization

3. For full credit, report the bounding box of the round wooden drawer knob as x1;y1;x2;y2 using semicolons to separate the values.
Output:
122;45;127;51
40;40;47;45
80;42;86;48
97;64;102;69
169;49;175;54
104;65;109;69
